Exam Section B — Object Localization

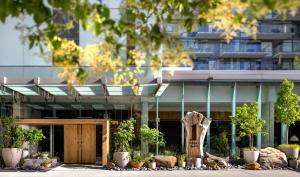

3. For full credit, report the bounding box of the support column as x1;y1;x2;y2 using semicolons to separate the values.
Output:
256;83;262;148
181;82;185;152
281;124;288;144
156;97;159;155
50;109;56;156
141;101;149;155
13;99;22;118
231;82;237;156
206;81;211;151
102;120;110;166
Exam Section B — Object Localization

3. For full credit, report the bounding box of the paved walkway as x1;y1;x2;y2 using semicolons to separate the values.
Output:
0;166;299;177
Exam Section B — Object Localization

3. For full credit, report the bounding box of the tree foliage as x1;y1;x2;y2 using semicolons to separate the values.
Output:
0;0;300;87
232;102;266;150
275;79;300;126
140;125;165;147
113;119;135;152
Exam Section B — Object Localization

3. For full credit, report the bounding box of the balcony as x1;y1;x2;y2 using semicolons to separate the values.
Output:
273;41;300;59
194;25;222;39
220;43;270;58
256;23;296;40
182;40;215;58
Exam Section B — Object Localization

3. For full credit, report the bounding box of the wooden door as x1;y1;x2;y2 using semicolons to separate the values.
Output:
64;124;96;163
64;125;80;163
81;124;96;163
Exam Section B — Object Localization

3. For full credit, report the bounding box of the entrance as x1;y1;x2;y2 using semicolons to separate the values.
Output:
64;124;96;163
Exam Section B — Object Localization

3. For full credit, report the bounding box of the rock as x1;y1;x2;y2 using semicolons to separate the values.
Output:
154;156;177;168
204;152;229;168
106;162;116;170
259;147;288;169
247;162;260;170
22;159;43;170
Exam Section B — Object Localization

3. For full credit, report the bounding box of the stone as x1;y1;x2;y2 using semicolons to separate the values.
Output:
204;152;229;168
247;162;260;170
22;159;43;170
259;147;288;169
154;156;177;168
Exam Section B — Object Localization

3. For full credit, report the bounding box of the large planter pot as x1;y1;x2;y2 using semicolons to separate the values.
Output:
244;150;260;164
22;149;30;159
2;148;23;168
281;147;299;159
178;161;186;168
288;159;299;169
113;152;129;168
130;161;144;168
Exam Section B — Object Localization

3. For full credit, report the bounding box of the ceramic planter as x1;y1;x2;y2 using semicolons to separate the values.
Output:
113;152;129;168
2;148;23;168
148;161;156;169
288;160;299;169
130;161;144;168
281;147;299;159
22;149;30;159
178;161;186;168
243;150;260;164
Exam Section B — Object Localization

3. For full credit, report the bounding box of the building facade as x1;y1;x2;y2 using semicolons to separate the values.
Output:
0;1;300;164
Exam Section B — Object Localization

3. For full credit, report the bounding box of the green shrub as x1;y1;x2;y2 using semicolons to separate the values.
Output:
113;119;135;152
178;154;186;162
278;144;300;149
131;155;145;163
140;125;165;147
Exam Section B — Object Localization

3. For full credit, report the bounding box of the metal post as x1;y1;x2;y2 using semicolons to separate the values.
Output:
231;82;237;156
206;81;211;151
50;109;56;156
256;83;262;148
156;97;159;155
181;82;185;152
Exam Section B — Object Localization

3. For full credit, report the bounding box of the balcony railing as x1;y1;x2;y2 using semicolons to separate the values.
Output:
258;23;296;33
221;43;269;53
181;40;215;53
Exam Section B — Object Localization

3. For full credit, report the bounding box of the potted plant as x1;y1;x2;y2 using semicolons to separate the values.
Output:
50;156;59;167
24;128;45;154
287;156;299;169
0;116;26;168
113;119;135;168
275;80;300;144
145;156;156;169
232;103;266;164
41;160;52;169
278;144;299;159
41;151;49;159
178;154;186;168
22;148;29;159
129;155;145;168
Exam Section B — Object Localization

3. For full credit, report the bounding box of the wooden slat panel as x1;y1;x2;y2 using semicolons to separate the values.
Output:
102;120;110;166
81;125;96;163
64;125;79;163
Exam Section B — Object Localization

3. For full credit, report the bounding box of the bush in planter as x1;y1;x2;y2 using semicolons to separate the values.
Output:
277;144;299;158
177;154;186;167
129;155;145;168
275;79;300;144
0;116;26;168
113;119;135;168
231;103;266;164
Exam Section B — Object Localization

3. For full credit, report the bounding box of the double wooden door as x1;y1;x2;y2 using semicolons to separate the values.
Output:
64;124;96;163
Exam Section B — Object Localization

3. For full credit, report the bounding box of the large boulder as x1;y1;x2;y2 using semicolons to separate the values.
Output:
154;155;177;168
247;162;260;170
259;147;288;169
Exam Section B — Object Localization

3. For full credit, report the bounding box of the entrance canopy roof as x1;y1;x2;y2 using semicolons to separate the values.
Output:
0;77;168;98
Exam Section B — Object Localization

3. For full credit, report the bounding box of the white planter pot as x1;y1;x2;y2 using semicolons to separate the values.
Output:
178;161;186;168
281;148;299;159
244;150;260;164
51;159;58;167
288;159;299;169
113;152;129;168
148;162;156;169
2;148;23;168
195;158;202;168
22;150;29;159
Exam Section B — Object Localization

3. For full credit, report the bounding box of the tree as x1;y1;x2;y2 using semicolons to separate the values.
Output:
140;125;165;152
275;79;300;144
232;102;266;150
0;0;300;88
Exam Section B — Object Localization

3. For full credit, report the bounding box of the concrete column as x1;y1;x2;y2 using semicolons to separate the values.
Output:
231;82;237;156
141;101;149;155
